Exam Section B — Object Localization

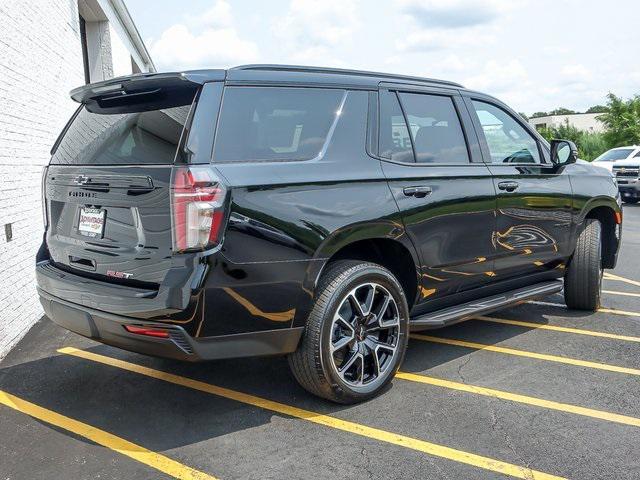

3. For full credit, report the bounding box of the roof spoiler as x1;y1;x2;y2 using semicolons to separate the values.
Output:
70;70;226;104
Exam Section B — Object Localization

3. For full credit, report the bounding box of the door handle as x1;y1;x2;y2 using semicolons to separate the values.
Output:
498;181;519;192
403;186;432;198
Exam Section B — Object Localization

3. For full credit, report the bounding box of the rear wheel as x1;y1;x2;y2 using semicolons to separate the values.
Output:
288;260;409;403
564;219;603;311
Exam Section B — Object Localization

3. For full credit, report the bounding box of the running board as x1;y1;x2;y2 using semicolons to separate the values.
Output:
409;280;563;331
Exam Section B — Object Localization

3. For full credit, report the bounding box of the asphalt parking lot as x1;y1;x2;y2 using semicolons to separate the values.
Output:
2;206;640;480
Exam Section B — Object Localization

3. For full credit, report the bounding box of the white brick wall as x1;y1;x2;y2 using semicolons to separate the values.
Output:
0;0;85;357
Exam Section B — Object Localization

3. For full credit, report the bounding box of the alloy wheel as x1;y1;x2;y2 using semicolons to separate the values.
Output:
328;282;400;391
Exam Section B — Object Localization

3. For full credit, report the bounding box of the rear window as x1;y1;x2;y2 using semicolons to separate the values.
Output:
213;87;345;162
51;105;190;165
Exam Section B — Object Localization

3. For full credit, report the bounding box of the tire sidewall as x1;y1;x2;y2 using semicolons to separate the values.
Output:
317;265;409;400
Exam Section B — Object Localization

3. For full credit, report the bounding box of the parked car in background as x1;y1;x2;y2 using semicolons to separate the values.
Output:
610;149;640;203
592;146;640;172
37;65;622;403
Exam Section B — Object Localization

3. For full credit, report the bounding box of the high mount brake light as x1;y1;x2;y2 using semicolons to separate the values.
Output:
170;166;227;252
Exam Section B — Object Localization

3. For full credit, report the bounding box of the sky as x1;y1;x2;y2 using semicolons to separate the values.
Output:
124;0;640;115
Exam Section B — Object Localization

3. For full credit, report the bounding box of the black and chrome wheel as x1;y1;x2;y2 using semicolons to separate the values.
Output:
288;260;409;403
329;282;400;392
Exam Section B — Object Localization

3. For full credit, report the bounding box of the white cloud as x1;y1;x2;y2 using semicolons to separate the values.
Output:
148;1;258;71
272;0;359;64
463;59;532;105
561;64;592;82
184;1;233;29
396;28;496;52
396;0;519;28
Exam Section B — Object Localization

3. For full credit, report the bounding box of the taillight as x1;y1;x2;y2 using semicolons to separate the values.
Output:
170;166;227;252
41;166;48;229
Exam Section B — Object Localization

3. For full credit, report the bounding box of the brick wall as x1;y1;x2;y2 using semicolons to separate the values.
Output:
0;0;85;357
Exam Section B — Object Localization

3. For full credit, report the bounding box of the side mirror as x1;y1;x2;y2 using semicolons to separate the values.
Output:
550;139;578;165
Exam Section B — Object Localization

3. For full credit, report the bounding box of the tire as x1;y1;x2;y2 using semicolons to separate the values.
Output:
288;260;409;403
622;198;639;204
564;219;603;311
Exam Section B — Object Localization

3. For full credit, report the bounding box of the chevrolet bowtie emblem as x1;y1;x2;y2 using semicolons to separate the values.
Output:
73;175;90;185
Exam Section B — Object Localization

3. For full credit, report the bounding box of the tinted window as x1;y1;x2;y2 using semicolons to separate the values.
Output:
594;148;634;161
51;105;190;165
399;92;469;164
213;87;344;162
379;90;413;162
472;101;541;164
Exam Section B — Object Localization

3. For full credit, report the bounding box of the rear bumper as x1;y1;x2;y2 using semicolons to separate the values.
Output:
38;288;303;361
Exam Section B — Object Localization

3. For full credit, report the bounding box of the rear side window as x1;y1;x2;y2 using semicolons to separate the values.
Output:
398;92;469;164
212;87;344;162
51;105;190;165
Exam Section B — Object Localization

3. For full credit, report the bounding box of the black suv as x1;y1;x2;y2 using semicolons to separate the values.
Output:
38;65;622;403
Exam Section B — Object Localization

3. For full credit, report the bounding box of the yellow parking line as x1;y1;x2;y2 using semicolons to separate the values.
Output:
410;334;640;377
604;272;640;288
598;307;640;317
527;300;640;318
475;316;640;343
603;290;640;298
0;390;216;480
58;347;564;480
395;372;640;428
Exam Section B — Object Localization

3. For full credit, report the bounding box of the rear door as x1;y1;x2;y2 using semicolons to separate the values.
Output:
378;85;497;302
465;96;573;279
44;90;195;285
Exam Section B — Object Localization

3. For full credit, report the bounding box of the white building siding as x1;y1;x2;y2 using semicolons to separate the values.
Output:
0;0;85;358
110;22;135;77
0;0;153;358
529;113;606;133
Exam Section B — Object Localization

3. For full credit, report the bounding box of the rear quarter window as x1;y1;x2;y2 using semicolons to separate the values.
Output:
212;87;345;162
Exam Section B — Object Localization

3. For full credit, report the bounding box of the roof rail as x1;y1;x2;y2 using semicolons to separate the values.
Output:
231;64;463;88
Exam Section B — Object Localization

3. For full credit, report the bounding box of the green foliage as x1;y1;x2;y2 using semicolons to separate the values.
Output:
579;131;608;160
598;93;640;148
530;93;640;160
518;112;529;122
549;107;577;115
536;120;607;161
585;105;608;114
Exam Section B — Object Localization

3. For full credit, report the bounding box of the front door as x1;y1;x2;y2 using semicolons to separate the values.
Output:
378;87;497;304
466;97;573;280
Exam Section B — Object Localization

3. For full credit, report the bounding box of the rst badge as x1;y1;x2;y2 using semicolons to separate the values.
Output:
106;270;133;279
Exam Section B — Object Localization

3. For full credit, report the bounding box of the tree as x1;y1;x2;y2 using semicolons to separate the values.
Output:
549;107;577;115
598;93;640;148
530;111;548;118
536;119;608;161
585;105;608;113
518;112;529;122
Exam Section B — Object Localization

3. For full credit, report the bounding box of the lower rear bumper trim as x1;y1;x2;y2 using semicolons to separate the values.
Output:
38;287;303;362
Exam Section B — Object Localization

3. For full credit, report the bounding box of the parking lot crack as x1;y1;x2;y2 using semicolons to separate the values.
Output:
455;354;535;479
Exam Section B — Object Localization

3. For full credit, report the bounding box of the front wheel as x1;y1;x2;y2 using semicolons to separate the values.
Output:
288;260;409;403
564;219;602;311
